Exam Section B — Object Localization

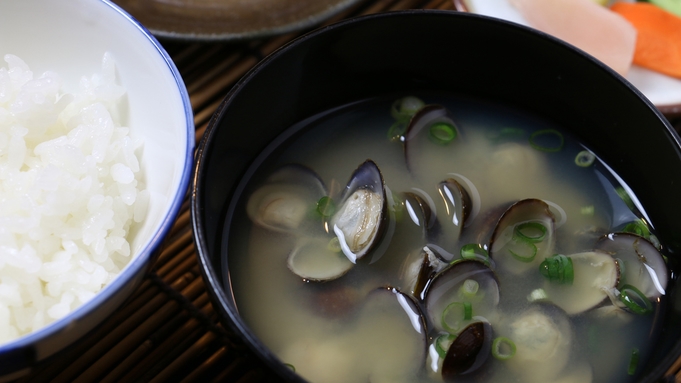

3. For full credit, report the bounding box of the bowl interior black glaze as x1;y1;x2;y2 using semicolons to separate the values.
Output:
191;10;681;383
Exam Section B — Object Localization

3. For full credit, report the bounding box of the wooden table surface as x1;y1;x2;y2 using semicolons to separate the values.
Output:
13;0;681;382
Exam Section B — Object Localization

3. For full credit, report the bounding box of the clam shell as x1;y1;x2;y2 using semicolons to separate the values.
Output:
404;104;462;184
331;160;387;263
595;232;668;299
489;198;556;275
401;244;451;301
246;164;327;234
402;190;438;234
541;251;619;315
498;303;573;383
433;178;474;252
287;237;354;282
441;321;493;381
424;260;500;333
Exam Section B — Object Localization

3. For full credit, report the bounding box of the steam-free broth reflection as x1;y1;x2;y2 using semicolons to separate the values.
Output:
224;94;668;383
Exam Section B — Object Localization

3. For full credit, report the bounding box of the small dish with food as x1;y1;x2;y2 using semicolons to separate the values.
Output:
0;0;193;378
454;0;681;114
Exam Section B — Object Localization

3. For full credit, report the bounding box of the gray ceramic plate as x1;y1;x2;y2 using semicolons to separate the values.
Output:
112;0;364;41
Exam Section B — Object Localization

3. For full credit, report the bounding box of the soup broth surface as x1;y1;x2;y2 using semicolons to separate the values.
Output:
224;94;667;383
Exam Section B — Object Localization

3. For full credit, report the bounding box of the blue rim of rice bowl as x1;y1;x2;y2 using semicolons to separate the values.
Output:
0;0;195;372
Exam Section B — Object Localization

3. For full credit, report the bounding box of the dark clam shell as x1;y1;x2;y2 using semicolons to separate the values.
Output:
405;104;452;134
396;176;480;257
331;159;387;263
439;178;472;227
595;232;668;299
403;104;461;182
401;190;438;234
401;244;451;301
489;198;556;276
404;104;460;146
441;321;493;381
434;178;474;252
424;259;500;333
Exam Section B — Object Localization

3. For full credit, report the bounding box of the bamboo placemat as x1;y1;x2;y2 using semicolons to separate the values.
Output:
14;0;681;382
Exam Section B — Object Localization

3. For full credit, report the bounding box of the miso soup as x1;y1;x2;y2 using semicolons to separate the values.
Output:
223;94;669;383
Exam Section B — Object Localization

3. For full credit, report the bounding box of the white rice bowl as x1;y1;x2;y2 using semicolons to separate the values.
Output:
0;0;193;378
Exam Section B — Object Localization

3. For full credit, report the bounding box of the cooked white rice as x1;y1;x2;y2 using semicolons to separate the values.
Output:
0;53;147;342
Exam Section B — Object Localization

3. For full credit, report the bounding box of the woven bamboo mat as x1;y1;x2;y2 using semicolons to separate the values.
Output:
14;0;681;382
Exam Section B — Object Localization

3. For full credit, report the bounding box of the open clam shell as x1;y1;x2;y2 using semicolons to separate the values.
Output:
433;178;474;252
331;160;387;263
246;164;327;234
401;244;451;301
489;198;556;275
541;251;620;315
287;237;354;282
404;104;462;183
595;232;668;299
498;303;574;383
396;177;478;257
424;259;500;334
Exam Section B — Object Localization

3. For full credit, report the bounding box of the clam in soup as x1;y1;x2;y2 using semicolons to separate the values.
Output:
224;94;669;383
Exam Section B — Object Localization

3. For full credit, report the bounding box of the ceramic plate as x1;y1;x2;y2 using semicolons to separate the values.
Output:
112;0;363;41
455;0;681;115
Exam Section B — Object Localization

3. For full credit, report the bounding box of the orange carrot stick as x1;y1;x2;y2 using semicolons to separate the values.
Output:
611;2;681;79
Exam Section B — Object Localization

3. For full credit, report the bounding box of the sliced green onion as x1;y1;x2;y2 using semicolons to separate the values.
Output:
529;129;564;152
615;186;635;210
391;96;425;121
580;205;595;216
442;302;471;333
429;122;457;145
500;127;525;135
387;120;408;141
628;348;640;376
539;254;574;284
435;333;456;359
316;196;336;217
460;243;490;265
508;239;537;263
509;247;536;263
463;302;472;320
327;237;341;253
459;279;480;299
527;288;549;302
619;284;653;315
284;363;296;372
575;150;596;167
514;222;547;243
486;127;525;143
622;219;651;239
492;337;516;360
